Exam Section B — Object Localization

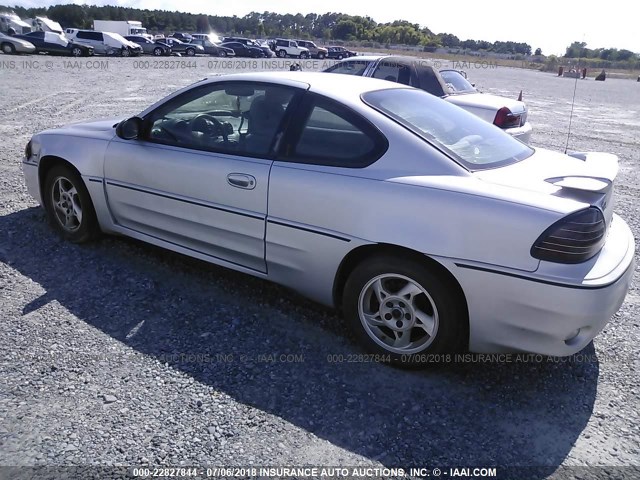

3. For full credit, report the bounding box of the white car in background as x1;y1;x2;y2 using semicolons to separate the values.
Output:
64;28;143;56
324;55;533;143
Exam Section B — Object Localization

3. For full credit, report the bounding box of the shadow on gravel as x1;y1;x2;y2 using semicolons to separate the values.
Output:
2;207;599;478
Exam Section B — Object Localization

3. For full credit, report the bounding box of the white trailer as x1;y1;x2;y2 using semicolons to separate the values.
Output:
27;16;63;34
93;20;148;38
0;12;32;35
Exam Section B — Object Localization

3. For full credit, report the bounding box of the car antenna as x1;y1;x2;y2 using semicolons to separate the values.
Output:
564;36;584;154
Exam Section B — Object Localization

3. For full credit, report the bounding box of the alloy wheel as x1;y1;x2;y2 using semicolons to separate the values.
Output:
358;273;439;354
50;176;83;233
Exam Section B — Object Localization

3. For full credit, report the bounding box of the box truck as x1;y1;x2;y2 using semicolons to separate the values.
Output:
93;20;149;38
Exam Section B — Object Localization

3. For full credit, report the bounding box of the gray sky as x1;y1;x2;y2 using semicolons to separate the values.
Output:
9;0;639;55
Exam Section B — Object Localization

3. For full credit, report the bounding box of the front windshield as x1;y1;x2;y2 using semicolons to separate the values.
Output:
439;70;476;94
363;88;533;170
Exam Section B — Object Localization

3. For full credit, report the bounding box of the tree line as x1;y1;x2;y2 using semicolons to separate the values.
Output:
0;3;533;54
564;41;636;62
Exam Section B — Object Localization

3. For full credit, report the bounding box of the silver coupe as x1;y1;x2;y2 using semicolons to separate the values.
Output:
22;72;635;366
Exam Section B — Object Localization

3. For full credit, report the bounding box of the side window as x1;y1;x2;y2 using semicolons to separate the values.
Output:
78;31;102;41
287;96;387;167
324;60;369;76
372;61;416;86
147;82;296;157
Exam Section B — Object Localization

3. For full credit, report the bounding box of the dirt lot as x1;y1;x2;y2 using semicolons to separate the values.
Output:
0;57;639;479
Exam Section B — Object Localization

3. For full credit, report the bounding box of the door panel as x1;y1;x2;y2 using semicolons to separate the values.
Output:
104;139;271;272
104;81;299;272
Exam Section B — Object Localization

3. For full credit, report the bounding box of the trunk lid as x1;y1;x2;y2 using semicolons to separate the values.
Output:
446;92;527;113
476;148;617;226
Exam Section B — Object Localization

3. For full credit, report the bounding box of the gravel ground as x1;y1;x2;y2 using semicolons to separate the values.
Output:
0;56;639;479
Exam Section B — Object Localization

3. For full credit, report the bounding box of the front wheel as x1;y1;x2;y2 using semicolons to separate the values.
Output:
1;42;16;54
186;48;196;56
278;49;287;58
153;47;163;56
300;52;308;59
43;165;100;243
343;256;465;366
71;46;83;57
121;48;131;57
219;50;227;57
317;53;325;59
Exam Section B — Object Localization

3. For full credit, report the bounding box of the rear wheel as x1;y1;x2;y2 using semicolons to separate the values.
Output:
1;42;15;54
43;165;99;243
343;255;465;367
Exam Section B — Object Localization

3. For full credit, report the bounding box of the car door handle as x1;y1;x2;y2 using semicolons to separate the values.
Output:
227;173;256;190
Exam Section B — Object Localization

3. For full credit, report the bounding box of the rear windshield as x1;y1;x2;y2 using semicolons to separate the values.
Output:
439;70;477;94
362;88;533;170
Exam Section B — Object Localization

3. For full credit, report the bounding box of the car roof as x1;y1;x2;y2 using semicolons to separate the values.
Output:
334;54;437;64
200;71;401;100
139;71;408;119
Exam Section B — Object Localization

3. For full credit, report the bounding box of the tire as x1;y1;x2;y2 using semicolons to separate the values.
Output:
121;48;131;57
337;54;343;60
1;42;15;54
219;50;227;57
186;48;195;56
300;51;308;59
153;47;163;56
71;47;83;57
278;49;287;58
318;53;325;59
342;255;465;367
43;165;100;243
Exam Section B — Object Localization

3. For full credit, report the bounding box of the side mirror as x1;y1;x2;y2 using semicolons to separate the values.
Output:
116;117;143;140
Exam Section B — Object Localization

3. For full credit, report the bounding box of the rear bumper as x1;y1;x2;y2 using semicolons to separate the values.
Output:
444;214;635;356
505;121;532;143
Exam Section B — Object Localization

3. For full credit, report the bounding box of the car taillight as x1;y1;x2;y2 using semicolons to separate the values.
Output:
493;107;522;129
531;207;606;264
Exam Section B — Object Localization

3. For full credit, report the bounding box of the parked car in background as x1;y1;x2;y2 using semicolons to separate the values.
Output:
169;32;192;42
0;31;36;54
124;35;171;56
22;71;634;366
295;40;327;59
162;37;204;56
326;46;357;59
272;38;310;58
324;55;532;142
220;41;265;58
65;29;142;56
222;36;274;57
13;31;93;57
189;38;234;57
191;33;223;43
